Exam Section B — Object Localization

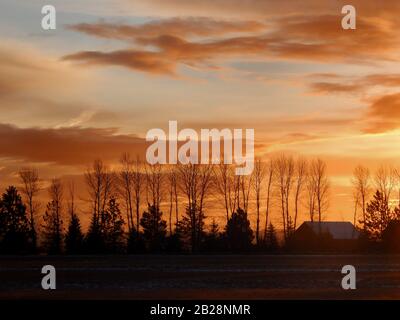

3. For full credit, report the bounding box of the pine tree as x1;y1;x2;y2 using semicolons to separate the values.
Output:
42;200;63;254
140;204;167;252
85;213;105;253
0;186;31;254
225;208;254;251
86;197;125;253
364;190;394;241
65;213;84;254
127;228;146;253
102;197;125;253
177;204;206;252
202;219;224;252
265;223;278;251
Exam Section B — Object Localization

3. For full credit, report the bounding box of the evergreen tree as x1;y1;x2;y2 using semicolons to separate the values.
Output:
225;208;254;251
265;223;278;251
0;186;31;254
102;197;125;253
86;197;125;253
177;204;206;252
42;200;63;254
65;213;84;254
364;190;398;241
166;223;184;253
127;228;146;253
85;213;105;253
140;204;167;252
202;219;224;252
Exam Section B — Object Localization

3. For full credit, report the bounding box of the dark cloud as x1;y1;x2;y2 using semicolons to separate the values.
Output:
63;50;176;75
0;123;148;166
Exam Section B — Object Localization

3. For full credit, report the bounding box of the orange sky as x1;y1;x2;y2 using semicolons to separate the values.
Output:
1;0;400;230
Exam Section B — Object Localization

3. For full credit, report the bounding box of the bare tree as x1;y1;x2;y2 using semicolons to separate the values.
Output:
352;165;371;229
132;157;144;231
67;181;76;219
294;158;307;230
263;159;274;242
178;164;214;251
274;154;295;240
19;167;41;250
167;165;179;235
252;158;265;245
145;163;163;210
310;158;330;222
375;165;395;206
352;189;359;228
48;178;63;218
85;159;114;225
215;163;241;222
306;169;317;222
239;173;253;214
118;153;135;232
215;163;231;223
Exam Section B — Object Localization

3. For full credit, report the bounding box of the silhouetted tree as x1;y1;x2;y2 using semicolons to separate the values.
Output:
225;208;254;251
85;159;114;228
166;224;184;253
86;196;125;254
364;190;400;241
265;223;278;251
178;164;213;251
274;154;295;240
263;159;274;242
19;168;41;252
65;213;84;254
42;179;63;254
42;201;63;254
252;159;265;245
140;204;167;252
178;204;206;252
127;228;146;253
102;197;125;253
85;213;105;253
307;158;330;223
202;219;224;252
0;186;31;254
294;158;307;230
352;165;371;230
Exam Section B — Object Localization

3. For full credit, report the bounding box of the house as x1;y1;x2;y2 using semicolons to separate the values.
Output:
288;221;360;252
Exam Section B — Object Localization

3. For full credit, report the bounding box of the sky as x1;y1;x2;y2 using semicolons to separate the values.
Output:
1;0;400;228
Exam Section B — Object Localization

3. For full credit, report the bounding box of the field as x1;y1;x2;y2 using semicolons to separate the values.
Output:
0;254;400;299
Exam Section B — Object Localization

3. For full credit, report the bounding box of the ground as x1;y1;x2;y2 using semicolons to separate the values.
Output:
0;254;399;299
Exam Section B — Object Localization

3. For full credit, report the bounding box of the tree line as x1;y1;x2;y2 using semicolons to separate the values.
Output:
0;153;335;254
3;154;400;254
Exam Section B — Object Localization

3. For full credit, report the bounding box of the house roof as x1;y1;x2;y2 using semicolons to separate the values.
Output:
300;221;359;239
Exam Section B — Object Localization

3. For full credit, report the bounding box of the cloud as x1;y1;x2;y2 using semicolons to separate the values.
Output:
309;74;400;94
69;18;265;40
0;123;148;166
138;0;400;19
63;49;176;75
364;93;400;133
65;9;400;76
0;42;97;129
310;82;363;94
